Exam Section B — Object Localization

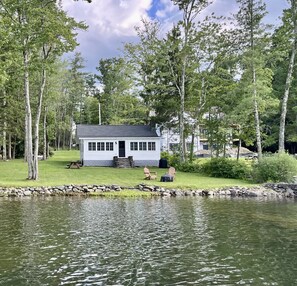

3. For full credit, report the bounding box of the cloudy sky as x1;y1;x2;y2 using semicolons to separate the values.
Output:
62;0;289;74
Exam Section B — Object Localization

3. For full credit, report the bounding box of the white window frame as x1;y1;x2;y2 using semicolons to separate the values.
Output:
130;142;138;151
97;142;105;151
88;142;96;151
106;142;114;151
148;142;156;151
139;142;147;151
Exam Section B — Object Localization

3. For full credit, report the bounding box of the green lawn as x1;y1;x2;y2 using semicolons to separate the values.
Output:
0;150;255;189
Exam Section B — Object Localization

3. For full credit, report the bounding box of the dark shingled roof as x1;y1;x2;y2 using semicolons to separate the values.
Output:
76;125;159;138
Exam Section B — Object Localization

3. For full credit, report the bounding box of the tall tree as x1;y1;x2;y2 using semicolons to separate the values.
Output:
171;0;213;162
278;1;297;152
81;73;100;124
96;57;146;124
235;0;271;159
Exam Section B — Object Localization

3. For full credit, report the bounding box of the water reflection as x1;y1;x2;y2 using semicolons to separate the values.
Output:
0;196;297;285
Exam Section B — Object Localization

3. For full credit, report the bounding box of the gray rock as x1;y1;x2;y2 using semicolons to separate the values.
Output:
143;185;154;192
23;190;32;196
284;189;294;198
161;191;171;197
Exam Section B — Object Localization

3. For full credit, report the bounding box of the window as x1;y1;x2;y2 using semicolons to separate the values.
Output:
139;142;147;151
88;142;96;151
130;142;138;151
97;142;105;151
130;141;155;151
148;142;156;151
106;142;114;151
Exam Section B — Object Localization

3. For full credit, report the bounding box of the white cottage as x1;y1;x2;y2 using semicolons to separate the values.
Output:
76;125;161;167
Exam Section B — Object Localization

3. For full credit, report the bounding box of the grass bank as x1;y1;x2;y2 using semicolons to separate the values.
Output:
0;150;255;189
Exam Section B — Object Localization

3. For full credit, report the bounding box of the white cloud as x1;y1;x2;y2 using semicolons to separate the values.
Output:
62;0;154;72
63;0;152;37
61;0;287;74
156;0;176;18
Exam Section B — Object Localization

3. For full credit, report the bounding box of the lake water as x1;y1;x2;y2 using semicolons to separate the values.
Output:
0;196;297;285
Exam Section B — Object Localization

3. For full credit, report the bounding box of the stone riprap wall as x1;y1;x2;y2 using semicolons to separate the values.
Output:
0;183;297;198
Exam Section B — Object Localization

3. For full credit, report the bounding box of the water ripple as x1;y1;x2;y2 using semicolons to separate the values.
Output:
0;196;297;285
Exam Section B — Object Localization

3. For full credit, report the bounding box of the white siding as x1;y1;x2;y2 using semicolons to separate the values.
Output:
80;137;160;164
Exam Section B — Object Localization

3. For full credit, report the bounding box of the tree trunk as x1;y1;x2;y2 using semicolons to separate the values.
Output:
237;138;241;161
223;136;226;158
54;115;59;150
23;48;34;179
12;137;16;159
8;133;12;160
189;130;195;163
252;66;262;159
32;68;47;180
57;129;60;150
179;91;185;162
2;128;6;161
43;107;47;160
63;129;66;149
279;2;297;152
47;141;50;158
250;1;262;160
69;116;73;150
189;78;206;162
2;89;7;161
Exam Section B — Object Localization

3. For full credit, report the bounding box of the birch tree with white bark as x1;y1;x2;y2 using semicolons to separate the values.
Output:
278;0;297;152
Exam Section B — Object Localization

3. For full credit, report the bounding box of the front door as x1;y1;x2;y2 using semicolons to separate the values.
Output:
119;141;125;157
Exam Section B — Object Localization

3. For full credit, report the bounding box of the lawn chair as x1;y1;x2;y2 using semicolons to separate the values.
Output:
160;166;176;182
144;167;157;180
168;167;176;178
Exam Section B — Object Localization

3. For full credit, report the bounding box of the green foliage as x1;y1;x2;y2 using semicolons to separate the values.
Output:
201;158;250;179
176;161;202;173
96;57;147;124
81;96;99;124
160;151;180;167
252;153;297;183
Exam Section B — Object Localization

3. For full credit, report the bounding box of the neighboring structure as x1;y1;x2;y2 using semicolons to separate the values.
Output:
160;126;208;154
159;108;234;157
76;125;161;167
160;126;245;158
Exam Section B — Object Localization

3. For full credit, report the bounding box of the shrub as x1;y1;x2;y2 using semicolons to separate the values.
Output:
160;151;180;167
201;158;250;179
252;153;297;183
160;152;203;173
176;162;202;173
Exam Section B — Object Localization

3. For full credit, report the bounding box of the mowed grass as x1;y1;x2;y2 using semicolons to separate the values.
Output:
0;150;255;189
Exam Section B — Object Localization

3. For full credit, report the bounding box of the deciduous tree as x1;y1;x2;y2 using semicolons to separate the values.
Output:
278;1;297;152
235;0;272;159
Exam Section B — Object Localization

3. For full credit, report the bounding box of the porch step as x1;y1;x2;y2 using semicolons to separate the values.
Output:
113;156;134;168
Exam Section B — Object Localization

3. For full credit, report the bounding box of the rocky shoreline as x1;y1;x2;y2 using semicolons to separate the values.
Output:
0;182;297;199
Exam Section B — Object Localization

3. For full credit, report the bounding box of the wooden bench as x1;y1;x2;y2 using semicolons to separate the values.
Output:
67;161;81;169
